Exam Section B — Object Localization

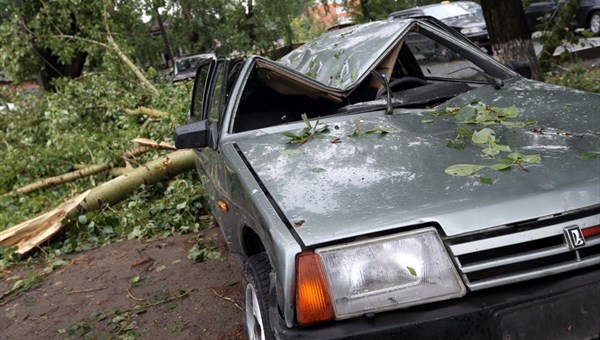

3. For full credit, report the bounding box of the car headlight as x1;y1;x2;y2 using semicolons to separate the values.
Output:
315;227;466;319
461;27;484;35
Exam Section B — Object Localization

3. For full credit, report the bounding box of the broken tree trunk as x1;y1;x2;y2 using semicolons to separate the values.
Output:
76;149;196;213
125;107;171;119
8;143;172;196
0;149;196;254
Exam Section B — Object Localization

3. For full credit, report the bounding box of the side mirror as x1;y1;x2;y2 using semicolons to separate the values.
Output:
504;60;532;79
174;120;217;149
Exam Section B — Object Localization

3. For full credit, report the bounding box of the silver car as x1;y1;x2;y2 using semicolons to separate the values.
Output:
175;17;600;339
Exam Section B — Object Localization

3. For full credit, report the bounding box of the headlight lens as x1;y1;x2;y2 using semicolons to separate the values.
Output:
461;27;484;35
316;227;465;319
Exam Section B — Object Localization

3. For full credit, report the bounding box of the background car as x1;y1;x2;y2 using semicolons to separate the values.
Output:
525;0;600;35
388;2;491;53
454;0;483;16
170;52;215;83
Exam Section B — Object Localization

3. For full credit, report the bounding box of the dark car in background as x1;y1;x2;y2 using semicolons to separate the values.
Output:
171;53;215;83
525;0;600;35
388;2;491;53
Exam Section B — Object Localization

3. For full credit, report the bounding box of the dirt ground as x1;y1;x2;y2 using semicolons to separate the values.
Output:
0;225;245;340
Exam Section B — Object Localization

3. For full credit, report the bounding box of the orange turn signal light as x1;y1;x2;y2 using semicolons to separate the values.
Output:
295;252;335;326
217;200;229;212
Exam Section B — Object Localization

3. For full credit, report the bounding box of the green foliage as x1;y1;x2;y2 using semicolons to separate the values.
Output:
546;63;600;93
187;238;223;263
0;0;146;84
282;113;329;144
0;74;210;266
435;102;542;179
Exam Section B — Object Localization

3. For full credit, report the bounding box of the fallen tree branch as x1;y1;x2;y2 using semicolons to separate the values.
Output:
0;150;196;254
0;191;90;254
8;144;173;196
131;138;176;150
76;149;196;213
125;107;171;119
208;287;242;310
12;164;110;195
66;286;108;295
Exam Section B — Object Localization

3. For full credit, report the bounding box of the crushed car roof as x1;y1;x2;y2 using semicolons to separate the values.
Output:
278;20;412;91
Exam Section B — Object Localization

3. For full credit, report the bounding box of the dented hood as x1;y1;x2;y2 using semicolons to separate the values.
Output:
235;79;600;246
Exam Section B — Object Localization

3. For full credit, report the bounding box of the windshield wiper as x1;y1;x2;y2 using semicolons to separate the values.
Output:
448;66;504;89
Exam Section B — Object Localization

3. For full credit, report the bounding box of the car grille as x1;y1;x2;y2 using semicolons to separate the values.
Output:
446;205;600;291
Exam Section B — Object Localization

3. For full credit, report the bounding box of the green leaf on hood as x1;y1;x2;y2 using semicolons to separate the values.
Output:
445;164;487;176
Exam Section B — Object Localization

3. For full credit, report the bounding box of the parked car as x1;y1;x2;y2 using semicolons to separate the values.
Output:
174;16;600;339
170;53;215;83
525;0;600;35
454;0;483;16
388;2;491;53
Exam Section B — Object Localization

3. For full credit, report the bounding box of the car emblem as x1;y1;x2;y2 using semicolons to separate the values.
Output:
564;226;586;250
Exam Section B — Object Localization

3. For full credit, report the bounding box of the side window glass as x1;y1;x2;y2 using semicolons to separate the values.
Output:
404;32;487;82
206;62;226;123
191;60;215;117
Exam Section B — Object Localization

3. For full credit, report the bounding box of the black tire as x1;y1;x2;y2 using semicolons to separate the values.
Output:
242;252;274;340
589;11;600;36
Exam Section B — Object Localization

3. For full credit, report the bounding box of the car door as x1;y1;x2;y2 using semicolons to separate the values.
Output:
190;59;251;248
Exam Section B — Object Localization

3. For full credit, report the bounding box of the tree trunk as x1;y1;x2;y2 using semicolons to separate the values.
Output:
360;0;375;22
0;150;196;254
538;0;582;70
246;0;256;49
77;149;196;213
154;1;175;68
480;0;544;81
35;49;87;91
177;0;199;47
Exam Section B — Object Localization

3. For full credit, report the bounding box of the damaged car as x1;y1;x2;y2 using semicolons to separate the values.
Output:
174;16;600;339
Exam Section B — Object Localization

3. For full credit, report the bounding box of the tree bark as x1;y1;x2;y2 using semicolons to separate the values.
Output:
0;150;196;254
360;0;375;22
246;0;256;49
480;0;544;81
77;149;196;213
8;143;173;196
154;1;175;67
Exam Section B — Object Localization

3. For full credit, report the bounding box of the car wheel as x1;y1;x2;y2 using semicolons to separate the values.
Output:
590;11;600;36
242;252;274;340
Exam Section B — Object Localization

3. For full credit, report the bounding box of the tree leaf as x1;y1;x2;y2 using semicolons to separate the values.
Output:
578;152;598;159
472;128;495;144
445;164;487;176
480;176;494;185
497;106;519;118
406;266;417;276
521;154;541;163
488;163;513;171
281;131;300;139
447;139;465;150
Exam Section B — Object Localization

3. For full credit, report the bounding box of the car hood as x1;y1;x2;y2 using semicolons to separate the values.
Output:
235;80;600;246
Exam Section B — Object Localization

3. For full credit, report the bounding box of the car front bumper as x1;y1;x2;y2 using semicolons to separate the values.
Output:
465;31;490;48
271;266;600;339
